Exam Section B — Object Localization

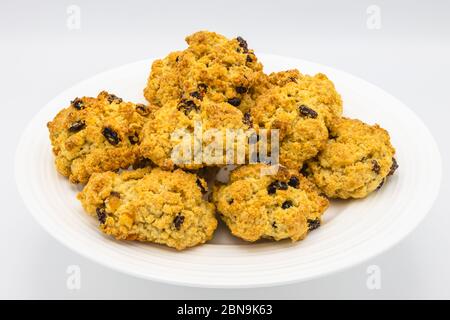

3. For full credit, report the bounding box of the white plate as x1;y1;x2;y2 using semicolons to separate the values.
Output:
15;54;441;288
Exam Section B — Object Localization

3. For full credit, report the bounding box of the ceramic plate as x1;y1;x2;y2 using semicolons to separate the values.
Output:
15;54;441;288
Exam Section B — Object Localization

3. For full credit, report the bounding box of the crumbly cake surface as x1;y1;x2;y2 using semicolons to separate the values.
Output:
306;117;397;199
253;69;343;125
144;31;264;113
251;82;328;170
47;91;154;184
77;167;217;250
213;164;329;242
140;98;251;170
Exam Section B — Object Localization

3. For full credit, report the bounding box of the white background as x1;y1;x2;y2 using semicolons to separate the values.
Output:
1;0;449;299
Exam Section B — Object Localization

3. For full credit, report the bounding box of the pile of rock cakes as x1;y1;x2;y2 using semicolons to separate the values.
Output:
47;31;398;250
